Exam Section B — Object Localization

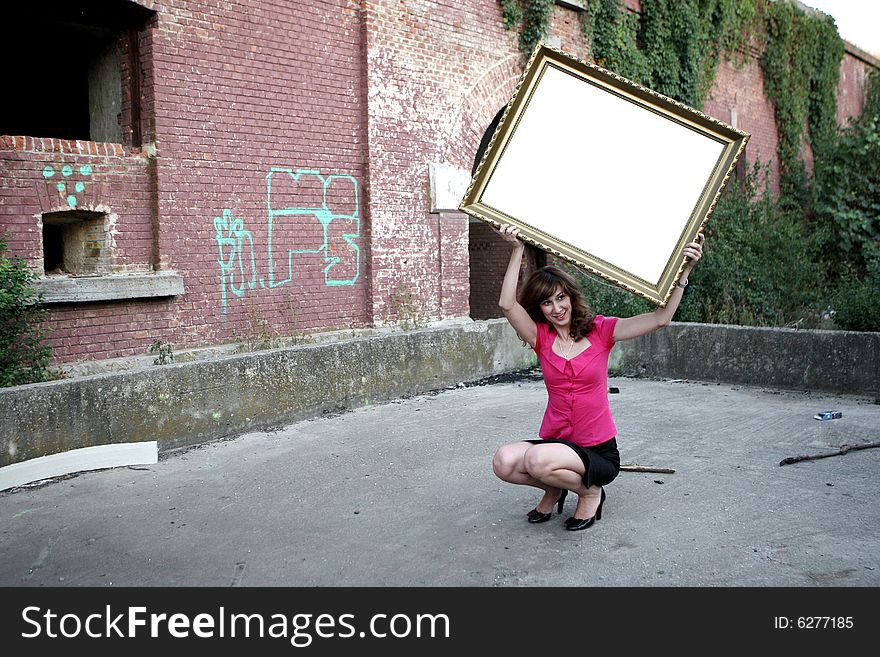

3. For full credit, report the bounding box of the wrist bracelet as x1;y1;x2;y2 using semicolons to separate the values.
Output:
675;279;688;289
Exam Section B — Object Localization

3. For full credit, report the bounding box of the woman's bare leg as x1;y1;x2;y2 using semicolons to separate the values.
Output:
493;442;562;510
522;443;603;519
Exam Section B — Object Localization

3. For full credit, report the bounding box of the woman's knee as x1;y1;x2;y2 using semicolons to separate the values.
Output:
492;444;521;480
522;447;553;480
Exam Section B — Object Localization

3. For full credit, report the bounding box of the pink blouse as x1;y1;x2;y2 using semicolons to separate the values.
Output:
533;315;619;447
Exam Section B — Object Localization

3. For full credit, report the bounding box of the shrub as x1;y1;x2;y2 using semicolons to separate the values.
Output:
675;163;826;327
831;270;880;332
0;234;52;387
813;72;880;331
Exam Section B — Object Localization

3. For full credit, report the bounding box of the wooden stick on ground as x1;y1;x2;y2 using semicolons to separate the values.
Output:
620;464;676;474
779;440;880;466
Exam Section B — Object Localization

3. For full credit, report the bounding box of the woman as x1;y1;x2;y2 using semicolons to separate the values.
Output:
492;224;703;531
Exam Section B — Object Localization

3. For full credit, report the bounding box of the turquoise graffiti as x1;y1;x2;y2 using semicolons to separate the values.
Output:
267;168;360;288
42;163;93;208
213;209;257;309
213;168;360;309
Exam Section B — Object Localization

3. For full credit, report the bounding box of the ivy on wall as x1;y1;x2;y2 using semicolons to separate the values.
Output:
502;0;759;108
497;0;880;329
498;0;839;187
583;0;649;86
502;0;554;54
761;0;843;210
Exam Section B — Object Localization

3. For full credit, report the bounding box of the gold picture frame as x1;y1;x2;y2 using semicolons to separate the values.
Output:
460;43;750;306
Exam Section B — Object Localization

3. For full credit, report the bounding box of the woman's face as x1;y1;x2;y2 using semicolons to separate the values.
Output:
540;286;571;329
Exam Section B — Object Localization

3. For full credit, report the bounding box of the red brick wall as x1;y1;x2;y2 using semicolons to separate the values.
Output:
704;43;877;196
469;220;550;321
361;0;519;325
365;0;591;325
704;49;781;194
150;0;370;350
468;220;508;320
0;142;158;364
2;0;370;364
437;212;470;318
838;46;877;126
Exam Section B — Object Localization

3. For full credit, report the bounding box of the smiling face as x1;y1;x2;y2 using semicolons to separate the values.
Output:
540;286;571;331
520;265;595;341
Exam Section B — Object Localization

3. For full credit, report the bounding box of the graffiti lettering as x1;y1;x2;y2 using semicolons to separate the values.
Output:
267;168;360;288
213;168;361;309
213;209;257;309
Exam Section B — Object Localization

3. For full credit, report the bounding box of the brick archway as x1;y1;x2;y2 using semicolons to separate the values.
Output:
437;55;549;321
440;54;522;172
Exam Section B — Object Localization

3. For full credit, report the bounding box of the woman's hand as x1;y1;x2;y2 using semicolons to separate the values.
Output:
681;233;705;273
496;223;523;248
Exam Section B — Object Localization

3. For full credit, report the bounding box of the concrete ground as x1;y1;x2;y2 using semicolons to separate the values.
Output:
1;374;878;587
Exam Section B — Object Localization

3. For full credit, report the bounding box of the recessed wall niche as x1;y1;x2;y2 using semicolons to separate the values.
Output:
41;209;111;276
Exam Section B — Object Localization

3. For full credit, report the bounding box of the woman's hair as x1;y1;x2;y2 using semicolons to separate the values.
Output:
519;266;595;340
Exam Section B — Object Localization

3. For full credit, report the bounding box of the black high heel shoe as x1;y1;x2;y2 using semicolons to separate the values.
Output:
564;487;605;531
526;489;568;523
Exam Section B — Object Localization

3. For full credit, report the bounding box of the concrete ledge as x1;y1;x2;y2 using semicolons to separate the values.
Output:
0;319;535;469
613;322;879;396
34;271;185;303
4;320;875;476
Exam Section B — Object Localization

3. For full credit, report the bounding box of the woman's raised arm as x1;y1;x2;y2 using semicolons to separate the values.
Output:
497;224;538;348
612;234;705;342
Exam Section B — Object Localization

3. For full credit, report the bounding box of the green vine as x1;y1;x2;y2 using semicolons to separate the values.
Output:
584;0;649;84
501;0;554;55
501;1;759;108
641;0;702;106
523;0;555;54
500;0;523;30
584;0;760;108
814;72;880;285
761;1;843;210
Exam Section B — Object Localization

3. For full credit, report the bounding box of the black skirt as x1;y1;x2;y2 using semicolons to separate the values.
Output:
524;436;620;488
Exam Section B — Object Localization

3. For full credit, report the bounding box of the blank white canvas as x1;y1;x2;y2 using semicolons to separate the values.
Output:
481;65;725;284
